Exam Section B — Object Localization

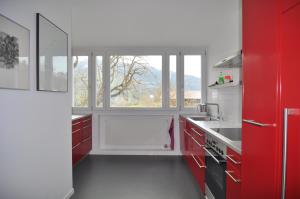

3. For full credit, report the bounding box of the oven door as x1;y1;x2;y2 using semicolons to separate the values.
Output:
204;147;227;199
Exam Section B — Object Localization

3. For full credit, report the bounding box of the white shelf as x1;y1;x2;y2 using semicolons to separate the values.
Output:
213;51;242;68
208;81;242;89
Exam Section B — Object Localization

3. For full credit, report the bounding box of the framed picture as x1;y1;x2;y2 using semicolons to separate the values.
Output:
36;13;68;92
0;14;30;90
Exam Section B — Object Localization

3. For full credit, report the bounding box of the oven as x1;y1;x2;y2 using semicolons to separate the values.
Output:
204;146;227;199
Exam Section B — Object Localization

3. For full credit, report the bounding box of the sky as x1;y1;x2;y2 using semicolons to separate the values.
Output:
72;55;202;78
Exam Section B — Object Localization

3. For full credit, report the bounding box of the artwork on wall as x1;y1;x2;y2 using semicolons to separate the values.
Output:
0;14;30;90
36;13;68;92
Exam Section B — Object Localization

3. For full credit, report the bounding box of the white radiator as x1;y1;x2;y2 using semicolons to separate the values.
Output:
100;115;172;150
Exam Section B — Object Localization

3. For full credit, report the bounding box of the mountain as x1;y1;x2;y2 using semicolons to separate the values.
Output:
74;61;201;91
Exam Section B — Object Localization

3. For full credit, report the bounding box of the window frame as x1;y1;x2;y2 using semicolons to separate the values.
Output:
72;49;92;112
92;50;106;111
72;47;207;113
180;49;207;111
105;48;166;111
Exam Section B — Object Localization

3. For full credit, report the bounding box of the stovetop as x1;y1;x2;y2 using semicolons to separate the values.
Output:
210;128;242;141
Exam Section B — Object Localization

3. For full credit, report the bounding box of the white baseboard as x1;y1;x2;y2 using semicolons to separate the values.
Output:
90;149;181;156
64;188;74;199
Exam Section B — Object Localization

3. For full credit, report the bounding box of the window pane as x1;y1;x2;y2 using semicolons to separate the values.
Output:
73;56;89;107
169;55;177;108
110;55;162;108
96;56;103;107
184;55;201;108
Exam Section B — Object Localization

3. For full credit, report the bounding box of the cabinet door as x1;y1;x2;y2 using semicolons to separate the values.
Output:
226;148;241;199
191;154;206;193
282;0;300;12
242;0;281;198
281;4;300;199
226;163;241;199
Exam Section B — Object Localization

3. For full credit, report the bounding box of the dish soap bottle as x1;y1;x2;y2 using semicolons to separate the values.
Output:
218;72;225;85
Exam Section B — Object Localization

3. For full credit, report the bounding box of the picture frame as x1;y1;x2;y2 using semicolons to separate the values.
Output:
36;13;68;92
0;13;30;90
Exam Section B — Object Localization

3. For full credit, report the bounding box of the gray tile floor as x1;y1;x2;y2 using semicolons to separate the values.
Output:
72;155;204;199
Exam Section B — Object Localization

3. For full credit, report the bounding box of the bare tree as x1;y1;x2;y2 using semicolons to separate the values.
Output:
109;56;150;98
74;55;154;107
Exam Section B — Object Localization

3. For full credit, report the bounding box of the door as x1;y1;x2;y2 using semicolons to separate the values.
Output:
242;0;281;198
282;0;300;12
281;4;300;199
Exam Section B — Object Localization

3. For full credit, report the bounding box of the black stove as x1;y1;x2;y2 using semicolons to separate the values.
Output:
210;128;242;141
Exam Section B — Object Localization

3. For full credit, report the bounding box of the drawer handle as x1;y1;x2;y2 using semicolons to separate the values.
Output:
225;170;241;183
226;155;241;165
191;154;206;169
191;128;203;137
184;129;192;137
72;129;81;133
191;136;205;147
72;122;81;125
242;119;276;127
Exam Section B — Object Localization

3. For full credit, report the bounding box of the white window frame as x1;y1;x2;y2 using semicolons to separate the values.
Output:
180;49;207;112
72;49;92;112
72;47;207;113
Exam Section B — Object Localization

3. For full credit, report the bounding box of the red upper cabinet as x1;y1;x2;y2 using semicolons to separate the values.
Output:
282;0;300;12
242;0;281;198
281;4;300;199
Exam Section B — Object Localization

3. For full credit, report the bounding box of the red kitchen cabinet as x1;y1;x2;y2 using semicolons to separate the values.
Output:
242;0;281;198
282;0;300;12
180;119;206;194
72;115;92;166
281;4;300;199
226;148;242;199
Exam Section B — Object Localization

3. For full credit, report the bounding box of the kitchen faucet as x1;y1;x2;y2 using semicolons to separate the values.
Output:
206;102;221;120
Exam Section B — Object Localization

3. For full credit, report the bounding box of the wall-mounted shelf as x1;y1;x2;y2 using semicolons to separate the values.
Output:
213;51;242;68
208;81;242;89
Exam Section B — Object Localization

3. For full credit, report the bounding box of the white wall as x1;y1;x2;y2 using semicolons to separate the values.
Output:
71;0;242;155
0;0;73;198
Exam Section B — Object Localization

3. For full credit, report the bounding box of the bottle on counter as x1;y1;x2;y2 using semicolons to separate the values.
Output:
218;72;225;84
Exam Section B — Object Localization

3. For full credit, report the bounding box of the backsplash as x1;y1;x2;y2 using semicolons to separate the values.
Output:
207;67;242;123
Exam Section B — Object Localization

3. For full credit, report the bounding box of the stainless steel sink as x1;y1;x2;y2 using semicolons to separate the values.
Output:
189;116;219;121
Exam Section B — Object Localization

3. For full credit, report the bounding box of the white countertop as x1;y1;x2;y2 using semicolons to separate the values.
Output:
72;115;87;120
183;116;242;154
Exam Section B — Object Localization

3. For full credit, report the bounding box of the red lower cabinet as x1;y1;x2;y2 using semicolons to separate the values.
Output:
226;147;242;199
72;115;92;166
179;119;206;194
191;155;206;193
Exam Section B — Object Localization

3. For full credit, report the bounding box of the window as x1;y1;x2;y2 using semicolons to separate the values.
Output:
169;55;177;108
184;55;202;108
96;56;103;107
73;56;89;107
109;55;162;108
72;49;205;111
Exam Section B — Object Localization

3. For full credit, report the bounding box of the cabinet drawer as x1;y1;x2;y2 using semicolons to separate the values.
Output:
190;126;205;143
81;137;92;155
226;147;242;170
72;121;81;132
72;144;81;166
82;125;92;141
227;161;241;179
72;129;82;147
82;116;92;127
190;135;205;162
190;153;206;193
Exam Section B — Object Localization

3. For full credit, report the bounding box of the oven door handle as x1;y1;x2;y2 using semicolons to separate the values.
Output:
203;146;224;164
